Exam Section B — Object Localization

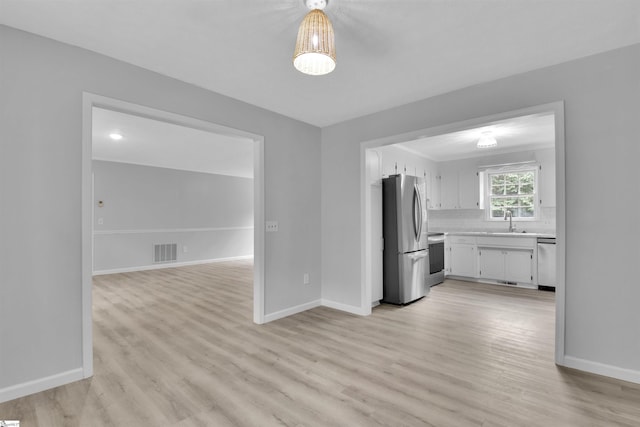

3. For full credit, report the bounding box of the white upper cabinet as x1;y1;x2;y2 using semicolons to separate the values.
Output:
379;151;428;179
438;168;480;210
440;170;458;209
377;146;555;212
458;170;480;209
382;157;398;178
376;145;440;208
425;170;440;209
366;150;382;184
538;152;556;207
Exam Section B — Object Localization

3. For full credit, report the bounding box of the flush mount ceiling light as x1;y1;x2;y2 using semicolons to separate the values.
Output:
293;0;336;76
477;131;497;149
109;132;123;141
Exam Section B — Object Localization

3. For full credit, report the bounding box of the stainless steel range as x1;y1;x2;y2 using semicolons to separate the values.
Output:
427;232;445;287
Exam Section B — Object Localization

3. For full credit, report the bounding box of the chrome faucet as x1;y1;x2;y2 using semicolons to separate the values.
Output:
504;210;516;232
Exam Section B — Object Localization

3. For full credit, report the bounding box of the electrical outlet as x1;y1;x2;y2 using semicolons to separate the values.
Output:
183;245;188;253
97;218;104;225
266;221;279;232
303;273;310;285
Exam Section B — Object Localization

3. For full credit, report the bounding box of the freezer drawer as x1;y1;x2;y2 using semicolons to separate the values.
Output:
382;250;429;305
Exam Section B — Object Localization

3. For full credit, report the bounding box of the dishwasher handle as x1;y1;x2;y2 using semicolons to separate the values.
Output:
537;238;556;244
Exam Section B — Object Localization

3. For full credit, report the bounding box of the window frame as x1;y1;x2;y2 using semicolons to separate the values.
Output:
483;164;539;222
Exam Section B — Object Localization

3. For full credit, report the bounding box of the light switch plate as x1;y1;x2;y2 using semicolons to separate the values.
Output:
266;221;278;232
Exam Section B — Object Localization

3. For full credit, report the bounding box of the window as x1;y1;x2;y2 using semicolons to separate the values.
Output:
486;168;537;220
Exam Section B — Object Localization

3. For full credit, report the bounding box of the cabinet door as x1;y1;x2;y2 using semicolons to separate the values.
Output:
440;171;459;209
366;150;382;185
478;248;504;280
458;170;479;209
382;158;397;178
425;171;440;209
405;163;419;177
450;244;477;277
444;240;450;273
505;249;533;284
539;163;556;207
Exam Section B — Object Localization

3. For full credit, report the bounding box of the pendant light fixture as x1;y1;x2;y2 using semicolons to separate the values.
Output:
477;131;498;149
293;0;336;76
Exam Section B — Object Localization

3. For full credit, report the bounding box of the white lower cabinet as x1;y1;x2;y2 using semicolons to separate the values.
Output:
450;244;477;277
505;249;534;284
478;247;533;285
446;236;478;277
446;234;537;288
477;248;504;280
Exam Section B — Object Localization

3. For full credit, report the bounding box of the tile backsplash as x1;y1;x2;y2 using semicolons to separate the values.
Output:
428;207;556;234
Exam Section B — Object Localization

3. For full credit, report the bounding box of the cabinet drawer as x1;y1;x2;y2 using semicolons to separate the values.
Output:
447;236;477;245
476;236;535;248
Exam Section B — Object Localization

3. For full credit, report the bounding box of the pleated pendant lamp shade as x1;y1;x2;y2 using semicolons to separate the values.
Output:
293;9;336;76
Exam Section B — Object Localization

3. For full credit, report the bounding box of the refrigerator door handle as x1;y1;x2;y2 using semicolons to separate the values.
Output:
407;251;429;260
413;183;422;242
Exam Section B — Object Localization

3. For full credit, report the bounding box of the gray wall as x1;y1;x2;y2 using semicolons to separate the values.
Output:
93;161;253;272
0;25;321;391
322;44;640;373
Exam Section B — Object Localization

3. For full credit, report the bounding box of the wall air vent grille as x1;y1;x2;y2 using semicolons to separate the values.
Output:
153;243;177;264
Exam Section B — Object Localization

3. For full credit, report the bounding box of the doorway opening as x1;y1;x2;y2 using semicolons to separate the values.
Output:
81;93;265;378
360;102;565;364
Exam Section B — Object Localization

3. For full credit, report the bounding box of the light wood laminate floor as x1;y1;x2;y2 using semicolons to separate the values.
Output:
2;260;640;426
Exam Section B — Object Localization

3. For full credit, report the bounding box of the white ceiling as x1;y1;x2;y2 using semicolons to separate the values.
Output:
1;1;639;127
397;112;555;162
92;107;254;178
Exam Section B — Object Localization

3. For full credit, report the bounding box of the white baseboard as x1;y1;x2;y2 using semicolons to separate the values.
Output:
321;299;369;316
0;368;84;404
93;255;253;276
263;299;322;323
262;299;370;323
562;355;640;385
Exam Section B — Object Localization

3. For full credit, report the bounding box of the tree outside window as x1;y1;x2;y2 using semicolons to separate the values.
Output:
488;170;536;219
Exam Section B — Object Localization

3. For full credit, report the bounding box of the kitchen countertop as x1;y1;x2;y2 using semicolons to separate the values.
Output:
442;231;556;238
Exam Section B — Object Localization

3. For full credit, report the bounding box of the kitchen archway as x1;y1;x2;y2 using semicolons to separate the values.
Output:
360;101;566;364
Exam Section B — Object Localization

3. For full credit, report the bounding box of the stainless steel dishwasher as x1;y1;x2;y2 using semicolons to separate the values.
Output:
537;237;556;290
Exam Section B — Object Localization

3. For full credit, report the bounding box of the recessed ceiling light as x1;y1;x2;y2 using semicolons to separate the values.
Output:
109;133;123;141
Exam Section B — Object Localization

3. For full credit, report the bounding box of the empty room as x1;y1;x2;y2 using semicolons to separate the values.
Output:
1;1;640;426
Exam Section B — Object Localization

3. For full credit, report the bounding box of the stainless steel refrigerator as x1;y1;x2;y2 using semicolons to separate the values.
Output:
382;174;429;304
